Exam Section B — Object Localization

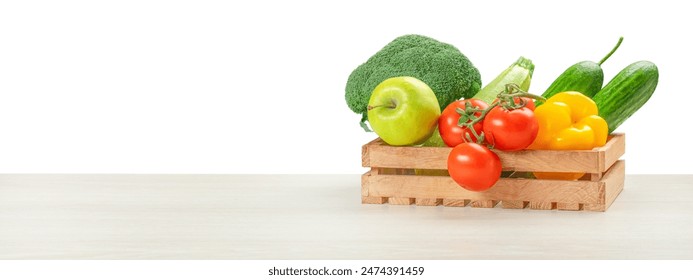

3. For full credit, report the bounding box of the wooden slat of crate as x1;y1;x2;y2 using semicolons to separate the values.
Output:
501;200;528;209
584;160;625;211
529;202;556;210
501;172;528;209
471;200;499;208
363;173;602;205
361;160;625;211
361;196;387;204
361;167;386;204
442;199;469;207
601;134;626;172
388;197;415;205
362;134;625;174
556;203;582;211
415;198;442;206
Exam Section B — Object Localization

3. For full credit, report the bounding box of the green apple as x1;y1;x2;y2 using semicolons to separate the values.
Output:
367;77;441;146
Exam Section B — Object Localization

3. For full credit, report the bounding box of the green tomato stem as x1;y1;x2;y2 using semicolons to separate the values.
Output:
457;83;544;145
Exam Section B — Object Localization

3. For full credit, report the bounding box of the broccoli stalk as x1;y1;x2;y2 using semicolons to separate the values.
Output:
345;34;482;131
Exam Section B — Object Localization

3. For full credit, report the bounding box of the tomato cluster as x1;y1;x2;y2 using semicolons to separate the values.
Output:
439;97;538;192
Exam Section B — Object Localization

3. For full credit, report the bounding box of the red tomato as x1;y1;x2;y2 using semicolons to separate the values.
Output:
520;97;535;110
447;143;502;192
482;106;538;151
438;99;489;147
493;97;535;110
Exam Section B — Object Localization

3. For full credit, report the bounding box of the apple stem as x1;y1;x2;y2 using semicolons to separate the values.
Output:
367;100;397;111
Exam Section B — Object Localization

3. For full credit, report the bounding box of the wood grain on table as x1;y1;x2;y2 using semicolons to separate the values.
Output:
1;174;691;259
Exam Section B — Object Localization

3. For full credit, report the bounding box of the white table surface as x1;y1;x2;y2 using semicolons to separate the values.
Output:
1;174;691;259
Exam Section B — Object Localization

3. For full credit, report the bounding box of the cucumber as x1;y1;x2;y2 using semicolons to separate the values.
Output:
592;61;659;133
541;37;624;102
542;61;604;99
472;56;534;104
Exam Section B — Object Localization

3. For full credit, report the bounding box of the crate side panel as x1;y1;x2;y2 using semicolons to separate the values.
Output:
583;160;625;211
604;160;626;210
602;134;626;172
361;170;387;204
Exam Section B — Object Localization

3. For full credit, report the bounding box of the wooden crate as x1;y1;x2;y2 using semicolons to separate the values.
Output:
361;133;626;211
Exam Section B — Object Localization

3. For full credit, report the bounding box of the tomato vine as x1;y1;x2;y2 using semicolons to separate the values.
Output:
456;83;546;145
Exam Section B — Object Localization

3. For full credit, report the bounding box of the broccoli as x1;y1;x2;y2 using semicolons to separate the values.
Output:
345;34;482;130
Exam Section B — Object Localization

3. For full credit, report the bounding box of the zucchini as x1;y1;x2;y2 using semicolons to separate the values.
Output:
472;56;534;104
541;37;623;102
592;61;659;133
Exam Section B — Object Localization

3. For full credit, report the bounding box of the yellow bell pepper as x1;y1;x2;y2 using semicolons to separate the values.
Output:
529;91;608;180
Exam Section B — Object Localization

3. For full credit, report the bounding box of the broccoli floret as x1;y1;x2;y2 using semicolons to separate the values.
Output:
345;34;482;130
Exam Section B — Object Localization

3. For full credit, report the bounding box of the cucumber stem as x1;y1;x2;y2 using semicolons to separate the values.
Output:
598;37;624;66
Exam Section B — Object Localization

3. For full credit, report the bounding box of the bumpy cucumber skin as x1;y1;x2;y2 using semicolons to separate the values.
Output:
542;61;604;100
592;61;659;133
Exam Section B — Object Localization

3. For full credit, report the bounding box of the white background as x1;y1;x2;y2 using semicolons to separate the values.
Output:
0;0;689;174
